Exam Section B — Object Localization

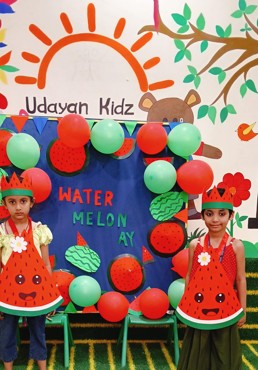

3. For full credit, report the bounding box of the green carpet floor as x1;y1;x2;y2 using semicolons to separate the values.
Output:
0;339;257;369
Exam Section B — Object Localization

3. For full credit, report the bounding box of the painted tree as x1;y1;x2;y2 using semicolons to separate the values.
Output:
139;0;258;123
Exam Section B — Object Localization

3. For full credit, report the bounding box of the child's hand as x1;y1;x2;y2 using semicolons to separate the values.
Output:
46;310;56;321
237;313;246;327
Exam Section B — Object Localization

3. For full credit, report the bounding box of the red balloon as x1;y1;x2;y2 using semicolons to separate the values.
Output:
171;249;189;278
139;288;170;319
58;114;90;148
177;160;214;195
21;168;52;203
98;292;129;322
136;123;167;155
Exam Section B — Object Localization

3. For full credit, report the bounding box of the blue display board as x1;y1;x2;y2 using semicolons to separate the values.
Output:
0;117;187;299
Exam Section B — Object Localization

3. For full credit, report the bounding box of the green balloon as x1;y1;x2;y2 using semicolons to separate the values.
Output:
6;133;40;169
167;123;201;157
91;119;124;154
144;160;177;194
167;278;185;308
69;276;101;307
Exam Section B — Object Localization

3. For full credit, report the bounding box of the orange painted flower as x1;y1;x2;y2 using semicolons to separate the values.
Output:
217;172;251;207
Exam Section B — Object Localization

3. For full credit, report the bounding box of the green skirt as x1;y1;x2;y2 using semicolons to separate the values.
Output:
177;324;242;370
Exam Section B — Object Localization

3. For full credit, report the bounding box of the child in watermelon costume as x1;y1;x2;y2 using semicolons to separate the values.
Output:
0;173;63;370
176;186;246;370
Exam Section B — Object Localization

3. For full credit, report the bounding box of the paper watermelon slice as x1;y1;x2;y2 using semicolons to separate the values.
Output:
0;233;63;316
142;246;154;264
111;138;136;159
176;248;244;330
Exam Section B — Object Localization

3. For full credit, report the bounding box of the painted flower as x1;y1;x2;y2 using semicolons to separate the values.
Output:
198;252;211;266
217;172;251;207
10;236;27;253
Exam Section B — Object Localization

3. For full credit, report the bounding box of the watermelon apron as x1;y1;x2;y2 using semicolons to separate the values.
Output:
176;232;244;330
0;218;63;316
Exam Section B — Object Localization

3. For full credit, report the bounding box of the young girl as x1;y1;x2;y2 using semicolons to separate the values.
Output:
0;173;63;370
177;186;246;370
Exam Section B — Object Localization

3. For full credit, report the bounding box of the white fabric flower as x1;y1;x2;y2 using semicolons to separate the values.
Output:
10;236;28;253
198;252;211;266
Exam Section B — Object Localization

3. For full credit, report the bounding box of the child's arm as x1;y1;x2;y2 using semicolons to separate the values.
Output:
41;244;52;275
233;239;247;327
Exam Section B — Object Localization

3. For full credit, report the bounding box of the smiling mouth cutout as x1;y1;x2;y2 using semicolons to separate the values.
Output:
19;292;36;301
202;308;219;316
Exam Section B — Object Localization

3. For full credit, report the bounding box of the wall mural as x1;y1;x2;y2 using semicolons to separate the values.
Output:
0;0;257;311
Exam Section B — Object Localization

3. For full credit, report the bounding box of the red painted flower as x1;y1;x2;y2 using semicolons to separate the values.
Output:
217;172;251;207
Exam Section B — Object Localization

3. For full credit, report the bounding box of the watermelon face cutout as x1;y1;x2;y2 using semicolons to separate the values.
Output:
0;233;64;316
176;248;244;330
108;254;145;294
148;220;187;257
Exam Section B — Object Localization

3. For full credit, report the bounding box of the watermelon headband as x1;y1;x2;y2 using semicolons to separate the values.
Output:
202;186;233;211
1;172;33;197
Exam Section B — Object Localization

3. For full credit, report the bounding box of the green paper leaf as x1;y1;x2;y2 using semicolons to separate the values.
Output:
0;65;19;72
231;10;243;18
227;104;237;114
172;13;187;26
194;75;201;89
197;105;209;119
224;24;232;38
187;65;197;75
245;5;257;14
209;67;222;75
183;3;191;20
196;13;205;31
200;40;208;53
220;107;228;123
208;106;217;124
239;0;247;11
174;39;185;50
246;79;258;93
174;50;185;63
240;83;247;97
185;49;192;61
177;24;190;34
216;25;225;37
218;71;226;84
183;74;195;83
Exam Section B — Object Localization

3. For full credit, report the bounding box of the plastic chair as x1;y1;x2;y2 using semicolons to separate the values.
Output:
118;313;179;367
18;312;74;368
